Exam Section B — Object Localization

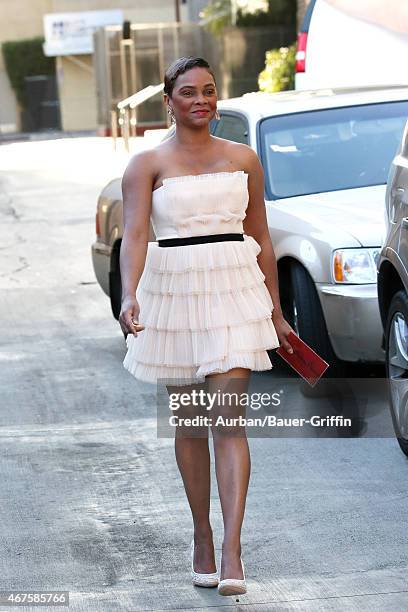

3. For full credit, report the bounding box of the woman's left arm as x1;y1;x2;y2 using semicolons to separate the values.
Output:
243;148;294;354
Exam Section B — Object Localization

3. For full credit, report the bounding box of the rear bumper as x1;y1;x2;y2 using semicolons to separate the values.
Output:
316;282;384;363
91;240;111;297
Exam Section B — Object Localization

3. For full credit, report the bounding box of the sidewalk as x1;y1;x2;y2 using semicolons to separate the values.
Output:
0;129;98;146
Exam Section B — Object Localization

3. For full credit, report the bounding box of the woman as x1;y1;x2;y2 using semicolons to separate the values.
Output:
119;57;294;596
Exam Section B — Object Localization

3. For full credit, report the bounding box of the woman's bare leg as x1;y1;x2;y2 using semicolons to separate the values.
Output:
167;382;216;573
207;368;251;580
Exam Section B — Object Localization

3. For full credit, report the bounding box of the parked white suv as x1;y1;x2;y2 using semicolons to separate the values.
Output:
295;0;408;90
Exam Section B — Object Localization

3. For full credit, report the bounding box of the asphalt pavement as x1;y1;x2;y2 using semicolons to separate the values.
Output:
0;135;408;611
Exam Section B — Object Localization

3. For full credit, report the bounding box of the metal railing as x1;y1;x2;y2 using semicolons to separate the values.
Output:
112;83;165;151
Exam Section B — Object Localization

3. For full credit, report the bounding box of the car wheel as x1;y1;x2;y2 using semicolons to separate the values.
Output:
284;262;346;396
385;290;408;457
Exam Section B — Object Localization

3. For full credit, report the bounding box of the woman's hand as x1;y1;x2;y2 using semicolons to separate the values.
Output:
272;310;295;354
119;295;145;337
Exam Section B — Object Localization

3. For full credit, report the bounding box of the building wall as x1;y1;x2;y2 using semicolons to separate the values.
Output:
51;0;180;23
56;55;97;131
0;0;52;132
0;0;183;133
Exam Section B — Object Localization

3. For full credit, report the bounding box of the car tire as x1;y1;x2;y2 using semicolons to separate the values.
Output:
385;290;408;457
284;262;346;396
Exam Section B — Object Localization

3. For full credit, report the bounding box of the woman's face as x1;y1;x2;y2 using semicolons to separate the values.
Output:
166;67;218;125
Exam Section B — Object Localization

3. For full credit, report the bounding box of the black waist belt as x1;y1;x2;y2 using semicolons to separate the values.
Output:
157;233;244;247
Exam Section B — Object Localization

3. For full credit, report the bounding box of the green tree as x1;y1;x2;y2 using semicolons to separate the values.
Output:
200;0;231;35
258;44;296;92
238;0;296;26
200;0;297;35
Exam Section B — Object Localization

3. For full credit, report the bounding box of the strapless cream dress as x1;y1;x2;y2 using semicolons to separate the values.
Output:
123;171;280;385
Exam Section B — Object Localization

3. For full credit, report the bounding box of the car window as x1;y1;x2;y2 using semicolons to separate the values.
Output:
160;125;176;142
213;113;249;144
209;117;218;135
260;100;408;200
300;0;316;32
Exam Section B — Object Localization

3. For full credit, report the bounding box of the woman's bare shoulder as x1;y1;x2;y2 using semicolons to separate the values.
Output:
123;148;156;174
122;147;161;189
212;137;260;172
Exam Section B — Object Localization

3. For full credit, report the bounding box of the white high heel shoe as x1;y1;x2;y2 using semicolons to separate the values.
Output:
218;556;247;596
190;539;219;587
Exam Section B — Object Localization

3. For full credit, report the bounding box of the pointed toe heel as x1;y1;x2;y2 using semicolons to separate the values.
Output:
190;539;219;588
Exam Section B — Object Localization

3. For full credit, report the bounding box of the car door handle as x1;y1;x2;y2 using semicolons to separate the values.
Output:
402;217;408;229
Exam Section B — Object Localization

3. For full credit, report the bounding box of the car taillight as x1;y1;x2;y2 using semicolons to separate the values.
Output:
95;211;101;237
295;32;308;73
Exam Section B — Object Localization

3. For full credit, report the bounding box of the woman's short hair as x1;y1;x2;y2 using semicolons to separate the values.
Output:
164;57;216;98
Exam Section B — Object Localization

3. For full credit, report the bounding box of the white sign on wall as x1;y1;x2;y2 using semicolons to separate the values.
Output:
43;9;123;56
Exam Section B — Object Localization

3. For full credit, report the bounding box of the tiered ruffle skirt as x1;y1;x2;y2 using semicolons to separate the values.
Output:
123;234;280;385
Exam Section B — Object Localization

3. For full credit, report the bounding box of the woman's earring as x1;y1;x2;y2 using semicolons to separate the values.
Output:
167;106;176;124
215;108;220;120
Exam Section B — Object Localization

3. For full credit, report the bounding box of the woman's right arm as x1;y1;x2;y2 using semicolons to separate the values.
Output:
119;150;155;336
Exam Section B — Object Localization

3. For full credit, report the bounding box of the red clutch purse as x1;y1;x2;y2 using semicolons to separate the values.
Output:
276;331;330;387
